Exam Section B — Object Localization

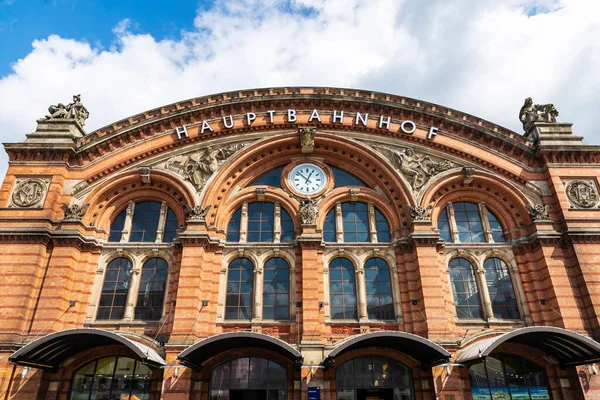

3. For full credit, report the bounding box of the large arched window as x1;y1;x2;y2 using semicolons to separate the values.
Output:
263;258;290;320
329;258;357;320
226;202;294;243
484;258;520;319
324;202;390;243
468;354;549;400
108;201;178;243
225;258;254;320
365;258;394;320
336;355;413;400
70;356;152;399
437;202;505;243
449;258;482;319
453;202;485;242
97;258;132;320
210;357;287;400
134;258;168;321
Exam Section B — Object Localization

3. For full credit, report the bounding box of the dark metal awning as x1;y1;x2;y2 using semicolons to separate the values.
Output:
456;326;600;366
9;328;166;370
323;331;451;368
177;332;303;370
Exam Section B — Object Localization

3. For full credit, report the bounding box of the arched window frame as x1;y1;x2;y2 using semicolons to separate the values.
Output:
88;251;172;324
438;201;505;244
323;202;391;244
217;251;296;323
226;201;295;243
445;252;530;323
109;200;179;243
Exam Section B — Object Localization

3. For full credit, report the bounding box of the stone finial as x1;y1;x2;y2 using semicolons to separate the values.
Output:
61;203;90;220
45;94;89;127
407;205;432;221
186;205;212;222
299;198;318;225
519;97;559;137
526;204;551;221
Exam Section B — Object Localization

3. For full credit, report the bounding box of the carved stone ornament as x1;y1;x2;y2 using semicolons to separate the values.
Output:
299;198;319;225
371;144;455;190
407;205;432;221
526;204;550;221
71;180;89;196
299;127;316;147
165;142;247;192
61;203;90;220
44;94;90;127
186;205;212;221
519;97;559;136
565;180;599;209
10;178;50;208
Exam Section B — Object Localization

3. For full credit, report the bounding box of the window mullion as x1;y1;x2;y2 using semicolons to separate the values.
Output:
274;203;281;243
368;204;377;243
479;203;494;243
124;260;142;322
475;263;495;322
155;202;168;243
239;202;248;243
447;202;459;242
335;202;343;243
121;202;135;242
356;265;368;321
253;264;263;322
389;264;404;323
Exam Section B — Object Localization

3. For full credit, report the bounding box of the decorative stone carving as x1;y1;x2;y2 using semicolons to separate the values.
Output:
10;178;50;208
407;205;432;221
256;188;266;201
462;167;475;184
299;198;318;225
61;203;89;220
371;145;455;190
526;204;551;221
299;127;316;153
349;188;360;202
519;97;559;136
139;166;151;184
185;205;212;221
565;180;599;209
45;94;90;127
165;143;247;192
71;180;89;196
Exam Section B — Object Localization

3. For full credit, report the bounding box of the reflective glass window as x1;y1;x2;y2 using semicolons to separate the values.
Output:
453;202;485;242
226;209;241;242
281;208;294;242
163;208;178;242
323;208;336;242
225;258;254;320
248;202;274;242
484;258;520;319
364;258;394;320
134;258;168;321
438;208;452;242
375;209;391;242
210;357;287;400
97;258;132;320
332;166;368;188
248;166;284;188
329;258;357;320
342;202;369;242
449;257;482;319
70;356;152;400
129;201;162;242
487;211;506;242
108;209;126;242
263;258;290;320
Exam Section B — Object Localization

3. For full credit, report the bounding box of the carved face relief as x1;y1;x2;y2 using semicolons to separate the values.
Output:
565;180;599;209
10;178;50;208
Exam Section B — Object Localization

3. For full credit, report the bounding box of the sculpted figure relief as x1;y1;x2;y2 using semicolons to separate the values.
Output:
45;94;90;127
565;180;599;209
372;145;454;190
407;205;432;221
526;204;551;221
61;203;90;220
519;97;559;135
165;143;247;192
299;198;318;225
185;205;212;221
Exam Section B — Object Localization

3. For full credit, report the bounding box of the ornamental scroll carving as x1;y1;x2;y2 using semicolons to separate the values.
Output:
370;144;455;190
61;203;90;220
565;180;599;209
164;142;247;192
185;205;211;222
9;178;50;208
299;198;318;225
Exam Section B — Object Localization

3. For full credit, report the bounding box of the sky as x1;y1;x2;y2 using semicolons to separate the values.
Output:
0;0;599;179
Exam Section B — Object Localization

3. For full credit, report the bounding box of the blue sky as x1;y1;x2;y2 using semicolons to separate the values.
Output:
0;0;202;76
0;0;599;179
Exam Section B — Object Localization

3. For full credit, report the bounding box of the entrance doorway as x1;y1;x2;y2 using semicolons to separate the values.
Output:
230;389;268;400
210;357;287;400
357;388;394;400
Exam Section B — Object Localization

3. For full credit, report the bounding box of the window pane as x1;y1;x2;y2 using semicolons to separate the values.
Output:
281;208;294;242
97;258;132;320
484;258;520;319
375;209;391;242
364;258;394;320
227;209;241;242
453;202;485;243
109;209;126;242
263;258;290;320
332;166;368;188
487;211;505;242
342;202;370;242
248;166;284;188
163;208;178;242
449;258;482;319
225;258;254;320
247;202;275;242
329;258;357;320
130;201;162;242
135;258;168;321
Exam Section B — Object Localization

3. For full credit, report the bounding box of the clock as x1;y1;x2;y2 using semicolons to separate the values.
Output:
288;163;328;195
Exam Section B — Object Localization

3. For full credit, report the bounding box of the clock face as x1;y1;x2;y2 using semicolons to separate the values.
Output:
288;163;328;195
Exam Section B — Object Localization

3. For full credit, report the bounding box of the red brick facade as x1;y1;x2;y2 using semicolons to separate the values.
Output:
1;87;600;400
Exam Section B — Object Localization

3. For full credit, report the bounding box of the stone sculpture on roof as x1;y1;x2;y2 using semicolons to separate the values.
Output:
45;94;90;127
519;97;559;136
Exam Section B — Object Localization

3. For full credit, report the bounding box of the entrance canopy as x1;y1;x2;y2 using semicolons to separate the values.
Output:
177;332;303;370
457;326;600;366
323;331;451;368
9;328;166;370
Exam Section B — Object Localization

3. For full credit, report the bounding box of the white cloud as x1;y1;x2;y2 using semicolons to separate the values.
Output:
0;0;599;180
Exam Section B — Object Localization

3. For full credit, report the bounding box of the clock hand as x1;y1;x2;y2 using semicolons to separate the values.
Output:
304;171;314;184
297;172;309;180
